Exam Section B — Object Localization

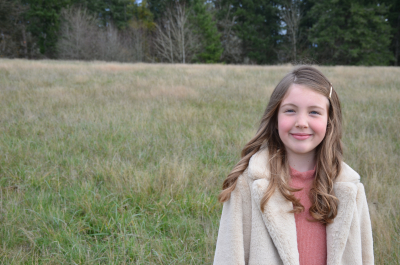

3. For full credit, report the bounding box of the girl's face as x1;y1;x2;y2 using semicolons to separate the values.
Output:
277;83;329;158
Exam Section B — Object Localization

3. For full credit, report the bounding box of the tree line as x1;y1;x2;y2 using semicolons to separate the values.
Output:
1;0;399;65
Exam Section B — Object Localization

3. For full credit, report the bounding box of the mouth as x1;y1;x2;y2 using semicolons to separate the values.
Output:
290;133;312;140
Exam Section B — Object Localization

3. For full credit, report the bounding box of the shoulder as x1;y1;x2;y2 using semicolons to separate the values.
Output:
232;147;270;201
247;147;270;181
335;162;361;184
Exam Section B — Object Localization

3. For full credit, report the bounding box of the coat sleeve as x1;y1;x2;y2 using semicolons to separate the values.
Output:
213;176;251;265
356;183;374;265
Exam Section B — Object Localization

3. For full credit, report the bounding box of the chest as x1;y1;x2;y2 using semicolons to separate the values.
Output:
247;178;362;265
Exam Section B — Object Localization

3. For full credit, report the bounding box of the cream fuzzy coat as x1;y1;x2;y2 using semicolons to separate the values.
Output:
213;148;374;265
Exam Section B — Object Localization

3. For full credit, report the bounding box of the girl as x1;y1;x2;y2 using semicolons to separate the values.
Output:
213;66;374;265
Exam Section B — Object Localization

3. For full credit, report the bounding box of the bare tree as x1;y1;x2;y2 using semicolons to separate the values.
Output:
97;24;125;61
217;5;242;64
126;19;152;62
280;0;302;62
57;8;98;60
58;7;145;62
154;3;201;63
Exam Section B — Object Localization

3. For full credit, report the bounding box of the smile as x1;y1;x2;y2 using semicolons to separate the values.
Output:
290;133;312;140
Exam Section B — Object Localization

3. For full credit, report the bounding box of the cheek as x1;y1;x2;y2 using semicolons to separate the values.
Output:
277;114;293;134
312;119;328;138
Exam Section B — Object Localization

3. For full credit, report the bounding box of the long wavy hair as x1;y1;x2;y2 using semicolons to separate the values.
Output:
219;65;343;225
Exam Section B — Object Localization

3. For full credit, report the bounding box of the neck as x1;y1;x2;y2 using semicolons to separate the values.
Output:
286;150;316;173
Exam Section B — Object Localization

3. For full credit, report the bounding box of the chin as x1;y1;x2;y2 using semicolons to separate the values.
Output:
290;147;315;155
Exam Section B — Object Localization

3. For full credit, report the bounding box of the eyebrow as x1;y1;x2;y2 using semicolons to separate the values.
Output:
280;103;326;110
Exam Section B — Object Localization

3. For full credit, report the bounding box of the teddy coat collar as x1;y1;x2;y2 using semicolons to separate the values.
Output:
246;148;361;265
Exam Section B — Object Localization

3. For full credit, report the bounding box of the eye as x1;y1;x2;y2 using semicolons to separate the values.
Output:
284;109;295;113
310;110;321;115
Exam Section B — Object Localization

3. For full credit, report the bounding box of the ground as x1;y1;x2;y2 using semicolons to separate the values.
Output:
0;60;399;264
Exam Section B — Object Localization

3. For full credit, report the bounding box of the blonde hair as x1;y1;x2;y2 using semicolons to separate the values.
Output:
219;65;342;225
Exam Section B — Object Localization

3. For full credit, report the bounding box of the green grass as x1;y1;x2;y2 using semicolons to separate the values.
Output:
0;60;399;264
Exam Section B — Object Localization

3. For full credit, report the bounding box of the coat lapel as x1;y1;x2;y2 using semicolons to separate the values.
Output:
326;182;358;265
248;148;300;265
251;178;300;265
247;148;360;265
326;162;360;265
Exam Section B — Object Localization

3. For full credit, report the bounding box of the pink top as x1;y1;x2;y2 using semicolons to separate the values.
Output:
290;167;327;265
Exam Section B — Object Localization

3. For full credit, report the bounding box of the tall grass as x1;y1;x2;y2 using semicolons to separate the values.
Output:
0;59;399;264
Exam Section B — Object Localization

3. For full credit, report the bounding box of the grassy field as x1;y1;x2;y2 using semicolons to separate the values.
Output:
0;59;399;264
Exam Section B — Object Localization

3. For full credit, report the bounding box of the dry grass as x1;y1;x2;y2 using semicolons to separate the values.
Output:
0;59;399;264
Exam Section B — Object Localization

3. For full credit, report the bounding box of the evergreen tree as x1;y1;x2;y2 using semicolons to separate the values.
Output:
190;0;223;63
0;0;32;58
382;0;400;65
23;0;71;56
308;0;393;65
147;0;175;22
75;0;132;29
129;0;155;30
217;0;281;64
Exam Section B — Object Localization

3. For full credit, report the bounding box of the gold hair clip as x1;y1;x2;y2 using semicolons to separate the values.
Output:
329;85;333;99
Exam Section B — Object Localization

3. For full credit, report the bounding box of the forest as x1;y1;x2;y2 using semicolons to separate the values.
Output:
1;0;400;65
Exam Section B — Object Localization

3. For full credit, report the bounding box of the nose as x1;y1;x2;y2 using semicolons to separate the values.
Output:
295;113;308;129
